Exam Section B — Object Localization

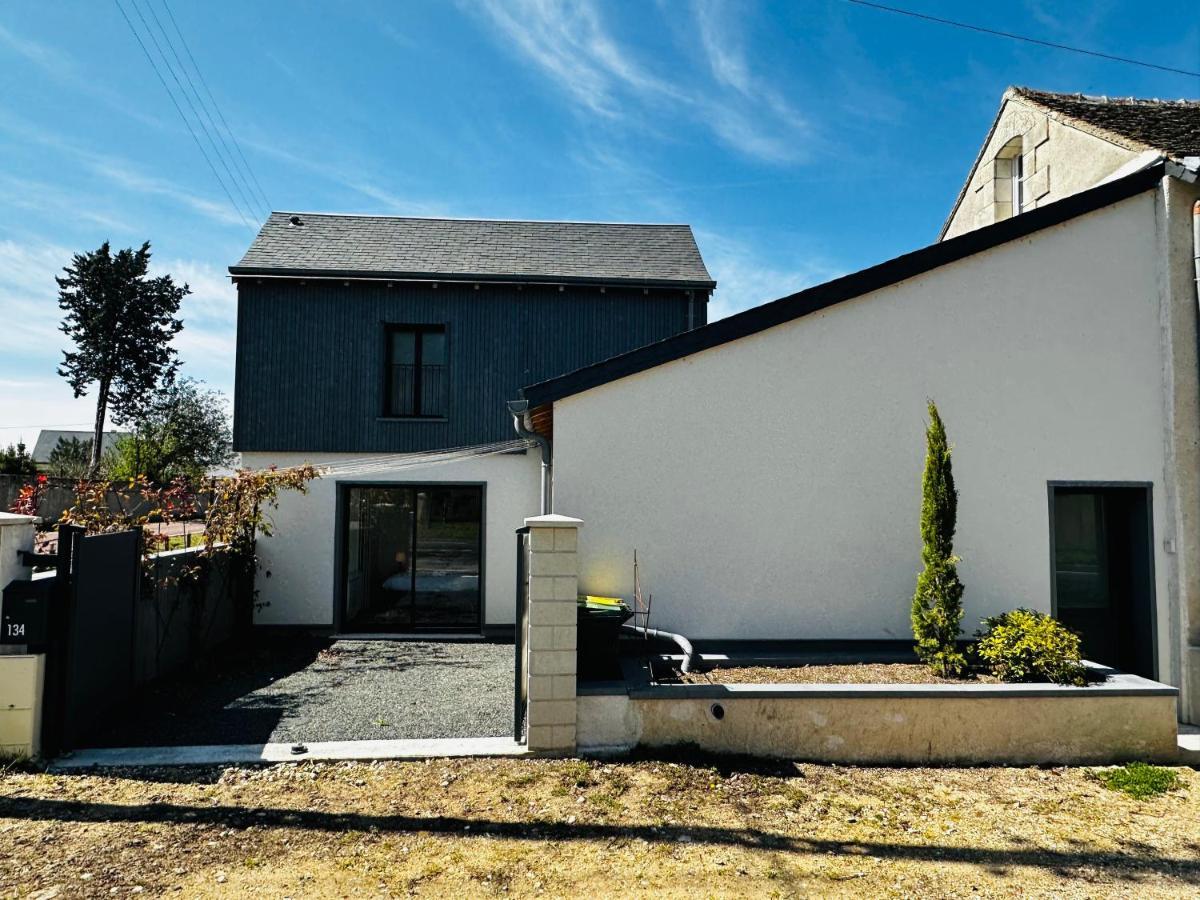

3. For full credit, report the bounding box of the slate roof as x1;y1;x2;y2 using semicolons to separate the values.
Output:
31;430;123;463
230;213;715;289
1012;87;1200;157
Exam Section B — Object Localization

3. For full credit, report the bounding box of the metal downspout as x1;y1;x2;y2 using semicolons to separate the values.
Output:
507;399;552;515
1193;200;1200;312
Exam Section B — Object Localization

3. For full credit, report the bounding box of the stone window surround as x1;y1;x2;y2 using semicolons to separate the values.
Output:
975;114;1052;227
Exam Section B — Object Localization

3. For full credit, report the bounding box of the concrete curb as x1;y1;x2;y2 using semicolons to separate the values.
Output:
51;736;529;770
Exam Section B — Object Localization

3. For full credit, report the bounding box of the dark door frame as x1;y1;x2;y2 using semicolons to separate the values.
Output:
334;480;488;635
1046;480;1157;678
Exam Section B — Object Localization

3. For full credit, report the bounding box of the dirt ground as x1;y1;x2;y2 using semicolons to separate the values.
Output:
1;755;1196;898
667;663;998;685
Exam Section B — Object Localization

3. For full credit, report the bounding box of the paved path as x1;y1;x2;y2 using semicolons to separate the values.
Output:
54;736;528;770
91;638;515;747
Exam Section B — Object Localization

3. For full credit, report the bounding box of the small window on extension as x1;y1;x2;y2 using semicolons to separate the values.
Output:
384;324;448;418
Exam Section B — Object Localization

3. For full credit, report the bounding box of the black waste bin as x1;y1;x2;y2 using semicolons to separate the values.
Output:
576;596;633;680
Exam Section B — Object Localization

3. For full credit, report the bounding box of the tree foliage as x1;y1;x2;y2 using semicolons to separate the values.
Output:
106;378;234;483
47;437;94;480
912;401;967;677
57;241;188;476
0;442;36;477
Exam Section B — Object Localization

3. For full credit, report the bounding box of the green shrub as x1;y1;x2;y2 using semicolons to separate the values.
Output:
912;401;967;677
973;608;1086;685
1094;762;1183;799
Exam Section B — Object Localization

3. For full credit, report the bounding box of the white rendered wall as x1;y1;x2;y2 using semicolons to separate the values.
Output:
554;194;1176;657
240;450;542;627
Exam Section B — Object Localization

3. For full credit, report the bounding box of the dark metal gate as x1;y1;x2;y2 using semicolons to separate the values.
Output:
41;525;142;755
513;526;530;742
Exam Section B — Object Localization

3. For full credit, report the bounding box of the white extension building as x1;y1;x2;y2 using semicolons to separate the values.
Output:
236;89;1200;722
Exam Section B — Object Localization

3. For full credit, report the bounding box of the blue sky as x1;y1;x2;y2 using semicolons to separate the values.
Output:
0;0;1196;449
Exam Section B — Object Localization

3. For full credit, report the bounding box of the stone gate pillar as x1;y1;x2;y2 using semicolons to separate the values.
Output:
523;514;581;753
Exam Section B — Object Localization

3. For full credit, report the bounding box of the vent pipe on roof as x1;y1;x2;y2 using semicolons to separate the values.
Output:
507;399;552;515
289;215;304;226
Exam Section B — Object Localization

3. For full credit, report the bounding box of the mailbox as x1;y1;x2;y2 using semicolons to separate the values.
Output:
1;577;53;650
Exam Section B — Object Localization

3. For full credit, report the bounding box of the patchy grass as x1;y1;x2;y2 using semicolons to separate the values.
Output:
1;756;1197;897
1094;762;1185;800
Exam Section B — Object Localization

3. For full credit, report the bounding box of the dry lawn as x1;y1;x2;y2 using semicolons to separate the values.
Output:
1;755;1197;898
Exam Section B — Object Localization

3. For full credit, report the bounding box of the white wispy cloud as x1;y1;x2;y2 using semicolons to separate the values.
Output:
467;0;810;163
697;231;843;321
0;173;132;233
472;0;682;117
0;112;247;229
236;132;453;217
92;158;248;228
0;21;165;131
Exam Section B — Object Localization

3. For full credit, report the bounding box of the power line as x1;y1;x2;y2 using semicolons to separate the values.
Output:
122;0;260;226
160;0;273;214
112;0;256;229
142;0;267;220
0;424;94;430
844;0;1200;79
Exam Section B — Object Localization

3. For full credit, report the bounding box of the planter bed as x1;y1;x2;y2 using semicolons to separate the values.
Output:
661;662;1003;685
577;661;1179;766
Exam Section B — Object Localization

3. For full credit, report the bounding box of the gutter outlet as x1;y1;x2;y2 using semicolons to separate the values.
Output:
507;399;552;515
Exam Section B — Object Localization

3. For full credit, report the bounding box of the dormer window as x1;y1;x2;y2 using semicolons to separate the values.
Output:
994;137;1024;222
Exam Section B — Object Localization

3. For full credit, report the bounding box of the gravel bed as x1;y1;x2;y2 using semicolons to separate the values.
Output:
665;662;999;685
93;638;514;746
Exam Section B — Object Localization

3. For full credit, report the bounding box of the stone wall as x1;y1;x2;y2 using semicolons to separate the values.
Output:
942;94;1139;240
522;514;581;753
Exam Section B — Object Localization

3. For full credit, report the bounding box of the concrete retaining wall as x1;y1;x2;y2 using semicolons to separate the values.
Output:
577;674;1180;765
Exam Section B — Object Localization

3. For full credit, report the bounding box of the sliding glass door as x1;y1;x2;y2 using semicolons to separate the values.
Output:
342;485;483;633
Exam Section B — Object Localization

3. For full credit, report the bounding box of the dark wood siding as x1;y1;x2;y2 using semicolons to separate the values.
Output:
233;280;704;452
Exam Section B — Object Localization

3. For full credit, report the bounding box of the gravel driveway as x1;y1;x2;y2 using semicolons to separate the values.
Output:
92;638;515;747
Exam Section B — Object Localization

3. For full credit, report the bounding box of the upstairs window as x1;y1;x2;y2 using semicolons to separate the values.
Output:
384;325;447;418
994;137;1024;221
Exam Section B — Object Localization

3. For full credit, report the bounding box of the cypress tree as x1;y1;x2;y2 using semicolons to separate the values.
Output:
912;400;967;677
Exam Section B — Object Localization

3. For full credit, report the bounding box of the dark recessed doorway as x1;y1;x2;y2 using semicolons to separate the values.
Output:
340;484;483;633
1049;483;1155;678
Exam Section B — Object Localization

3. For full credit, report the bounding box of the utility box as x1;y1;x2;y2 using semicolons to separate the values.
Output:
0;653;45;759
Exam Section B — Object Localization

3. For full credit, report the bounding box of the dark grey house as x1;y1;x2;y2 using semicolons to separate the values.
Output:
230;213;713;634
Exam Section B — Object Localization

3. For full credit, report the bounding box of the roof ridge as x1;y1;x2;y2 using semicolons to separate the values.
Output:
1012;86;1200;108
267;211;695;228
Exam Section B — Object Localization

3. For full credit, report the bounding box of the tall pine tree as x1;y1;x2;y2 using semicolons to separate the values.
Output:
912;400;967;677
57;242;188;477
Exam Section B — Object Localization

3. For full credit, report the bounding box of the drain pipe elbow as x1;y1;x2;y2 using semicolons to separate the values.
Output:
507;399;552;515
623;623;698;674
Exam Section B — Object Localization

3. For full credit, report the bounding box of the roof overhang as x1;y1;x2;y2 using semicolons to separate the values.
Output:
226;266;716;292
522;162;1168;408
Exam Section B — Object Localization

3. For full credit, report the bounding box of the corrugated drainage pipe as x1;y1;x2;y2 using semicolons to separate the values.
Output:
506;398;551;515
623;622;698;674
